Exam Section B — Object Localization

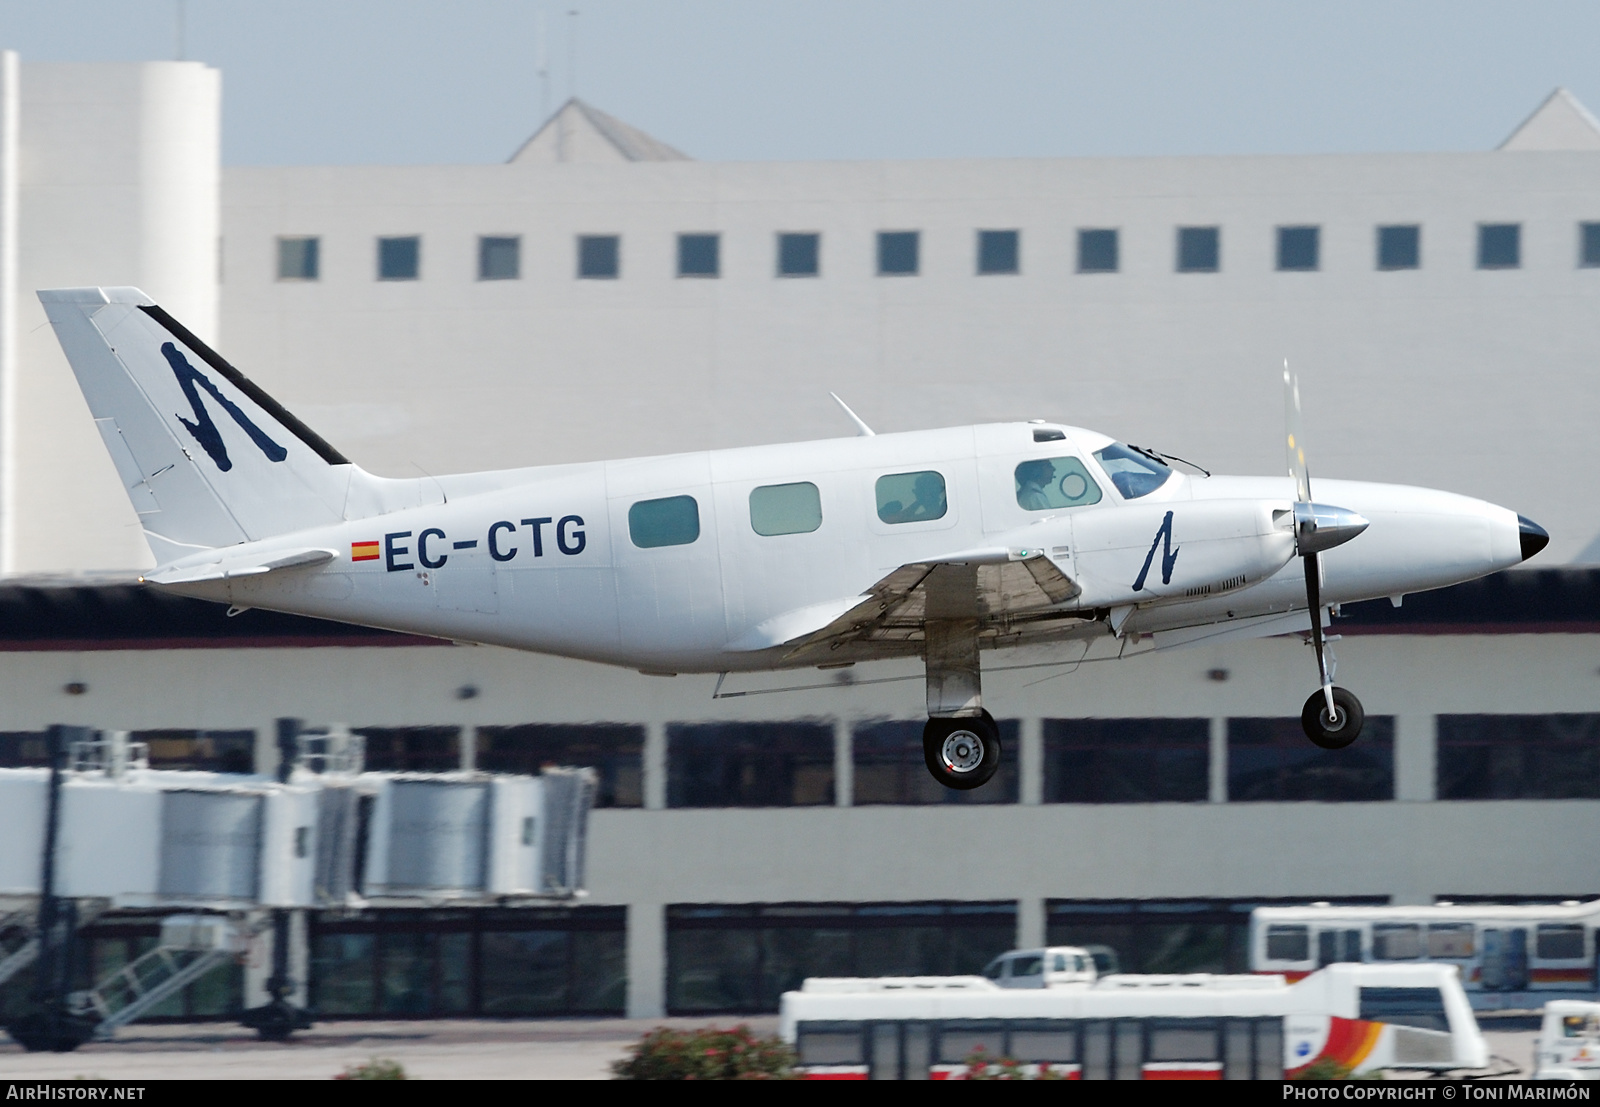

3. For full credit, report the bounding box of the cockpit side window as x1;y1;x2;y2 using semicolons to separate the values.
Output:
876;470;947;524
1093;442;1173;500
1014;457;1103;511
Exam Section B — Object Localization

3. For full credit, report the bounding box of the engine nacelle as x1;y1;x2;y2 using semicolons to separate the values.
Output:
1065;498;1297;611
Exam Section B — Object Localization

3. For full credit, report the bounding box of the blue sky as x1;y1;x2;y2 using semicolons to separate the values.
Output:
4;1;1598;165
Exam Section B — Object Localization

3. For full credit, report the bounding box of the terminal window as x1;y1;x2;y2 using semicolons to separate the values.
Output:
276;236;320;281
1581;222;1600;267
1227;717;1394;801
667;722;834;807
853;719;1019;805
677;233;720;278
0;730;48;767
131;729;255;772
353;726;460;772
1437;713;1600;799
977;229;1020;274
1048;897;1385;976
877;231;920;276
1078;228;1119;273
309;907;625;1017
377;236;420;281
777;232;820;277
666;902;1015;1014
1176;226;1220;272
577;234;620;279
1477;223;1521;269
476;723;644;807
1377;225;1421;270
1277;226;1320;271
1042;718;1209;803
478;236;520;281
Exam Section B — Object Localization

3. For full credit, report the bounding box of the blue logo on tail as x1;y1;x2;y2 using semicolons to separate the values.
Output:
161;342;286;471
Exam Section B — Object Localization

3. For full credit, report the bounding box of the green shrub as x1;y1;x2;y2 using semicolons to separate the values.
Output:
957;1046;1066;1080
335;1057;407;1080
1290;1056;1383;1080
611;1025;797;1080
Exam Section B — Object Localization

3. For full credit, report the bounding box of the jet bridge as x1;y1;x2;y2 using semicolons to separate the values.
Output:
0;723;597;1050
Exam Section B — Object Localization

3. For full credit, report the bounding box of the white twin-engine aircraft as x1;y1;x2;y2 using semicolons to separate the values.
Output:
42;287;1548;790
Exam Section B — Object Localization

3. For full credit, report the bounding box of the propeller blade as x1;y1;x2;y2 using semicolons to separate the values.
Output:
1284;360;1312;504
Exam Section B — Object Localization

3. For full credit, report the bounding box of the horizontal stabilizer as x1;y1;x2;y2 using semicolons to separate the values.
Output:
143;548;336;586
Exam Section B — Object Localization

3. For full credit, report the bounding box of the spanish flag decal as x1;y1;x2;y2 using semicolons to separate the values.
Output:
351;541;380;562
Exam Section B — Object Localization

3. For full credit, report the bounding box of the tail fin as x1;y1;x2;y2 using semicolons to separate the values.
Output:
41;287;360;563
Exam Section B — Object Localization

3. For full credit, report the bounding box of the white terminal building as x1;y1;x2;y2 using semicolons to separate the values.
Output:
0;53;1598;1022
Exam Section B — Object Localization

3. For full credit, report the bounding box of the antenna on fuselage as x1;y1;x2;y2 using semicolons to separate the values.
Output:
829;392;875;437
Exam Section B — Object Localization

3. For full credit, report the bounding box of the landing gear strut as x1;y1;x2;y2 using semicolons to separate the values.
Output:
922;617;1001;790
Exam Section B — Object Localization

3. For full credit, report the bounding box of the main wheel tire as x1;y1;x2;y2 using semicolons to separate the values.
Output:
924;712;1001;790
1301;686;1365;749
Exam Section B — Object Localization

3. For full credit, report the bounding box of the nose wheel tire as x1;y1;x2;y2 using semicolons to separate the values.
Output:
924;712;1001;790
1300;686;1365;750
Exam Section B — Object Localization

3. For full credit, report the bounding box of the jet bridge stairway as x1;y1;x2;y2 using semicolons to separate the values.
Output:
70;916;243;1040
0;902;110;989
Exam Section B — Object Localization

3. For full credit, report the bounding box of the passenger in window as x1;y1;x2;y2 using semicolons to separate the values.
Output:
903;472;947;521
1016;459;1055;511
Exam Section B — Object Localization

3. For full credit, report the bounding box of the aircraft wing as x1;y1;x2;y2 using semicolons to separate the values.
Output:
143;547;337;585
727;550;1090;663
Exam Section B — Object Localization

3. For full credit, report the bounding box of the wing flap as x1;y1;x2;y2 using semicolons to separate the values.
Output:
726;551;1088;661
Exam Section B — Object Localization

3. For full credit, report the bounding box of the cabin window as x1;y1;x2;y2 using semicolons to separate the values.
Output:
1265;925;1309;962
1149;1019;1220;1062
1010;1026;1078;1062
875;471;947;524
1358;986;1449;1032
797;1027;864;1065
1010;954;1043;977
749;482;822;536
939;1022;1005;1062
1537;924;1586;960
1015;457;1103;511
628;495;700;548
1372;924;1422;960
1093;443;1172;500
1427;924;1475;958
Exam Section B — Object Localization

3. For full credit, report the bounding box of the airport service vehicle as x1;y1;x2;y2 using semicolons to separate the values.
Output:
1252;902;1600;1009
780;963;1487;1079
40;287;1550;790
1533;1001;1600;1079
980;946;1100;988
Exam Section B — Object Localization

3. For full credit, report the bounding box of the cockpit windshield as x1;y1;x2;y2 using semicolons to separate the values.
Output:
1093;442;1173;500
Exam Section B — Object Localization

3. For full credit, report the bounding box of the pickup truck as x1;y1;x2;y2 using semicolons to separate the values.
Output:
979;946;1106;989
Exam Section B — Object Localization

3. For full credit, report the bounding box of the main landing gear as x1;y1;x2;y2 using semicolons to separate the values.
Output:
924;712;1001;791
922;618;1001;790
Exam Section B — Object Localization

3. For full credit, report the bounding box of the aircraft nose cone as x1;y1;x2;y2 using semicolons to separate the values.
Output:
1519;515;1550;561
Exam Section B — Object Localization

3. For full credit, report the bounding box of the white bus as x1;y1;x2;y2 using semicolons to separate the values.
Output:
779;963;1486;1079
1251;901;1600;1008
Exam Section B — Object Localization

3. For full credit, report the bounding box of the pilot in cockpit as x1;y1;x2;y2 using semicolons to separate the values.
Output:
1015;459;1055;511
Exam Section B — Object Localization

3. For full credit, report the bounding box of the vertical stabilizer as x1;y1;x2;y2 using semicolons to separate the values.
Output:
40;287;360;563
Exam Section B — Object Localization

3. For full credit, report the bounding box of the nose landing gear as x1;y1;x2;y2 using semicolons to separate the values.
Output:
1301;686;1364;750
